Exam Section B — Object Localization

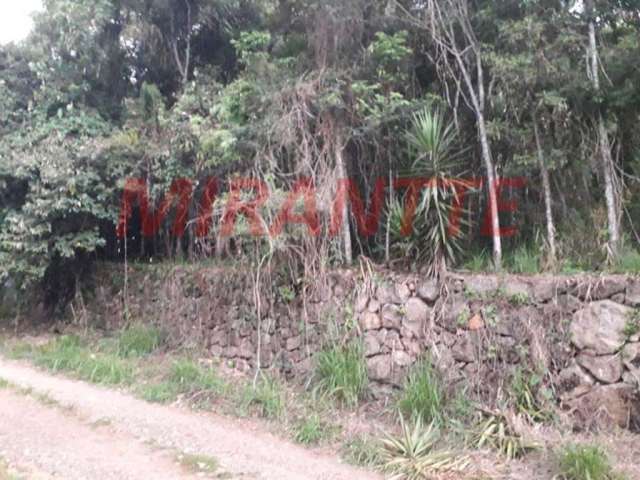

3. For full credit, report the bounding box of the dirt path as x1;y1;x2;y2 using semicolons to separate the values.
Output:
0;358;381;480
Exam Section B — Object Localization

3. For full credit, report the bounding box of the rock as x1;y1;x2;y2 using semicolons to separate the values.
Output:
354;293;369;313
367;355;392;382
567;383;639;430
622;343;640;368
396;283;412;302
557;361;595;400
377;283;402;304
417;280;440;303
468;314;484;331
570;300;632;354
503;279;532;300
286;335;302;351
381;304;403;330
464;276;499;297
360;312;382;331
367;299;381;313
622;370;640;387
364;334;381;357
625;281;640;307
574;277;627;301
533;278;559;303
452;336;475;363
441;300;470;333
403;298;429;337
559;294;583;313
576;352;623;384
392;350;412;368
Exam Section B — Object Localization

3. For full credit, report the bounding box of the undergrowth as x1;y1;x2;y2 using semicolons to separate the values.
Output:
557;445;624;480
314;340;368;407
397;358;445;425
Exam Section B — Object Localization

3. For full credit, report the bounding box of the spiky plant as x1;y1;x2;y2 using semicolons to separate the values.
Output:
381;415;469;480
389;108;469;276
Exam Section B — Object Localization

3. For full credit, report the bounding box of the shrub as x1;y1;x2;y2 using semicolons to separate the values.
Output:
397;358;445;424
558;445;621;480
314;341;368;407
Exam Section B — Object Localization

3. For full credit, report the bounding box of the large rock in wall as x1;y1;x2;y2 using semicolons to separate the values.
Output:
93;265;640;431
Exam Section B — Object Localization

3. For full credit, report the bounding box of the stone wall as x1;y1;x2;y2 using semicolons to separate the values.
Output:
92;264;640;430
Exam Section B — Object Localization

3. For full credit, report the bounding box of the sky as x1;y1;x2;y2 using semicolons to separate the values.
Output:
0;0;43;45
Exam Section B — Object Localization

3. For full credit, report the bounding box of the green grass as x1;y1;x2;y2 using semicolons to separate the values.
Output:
314;340;368;407
137;381;180;404
558;445;622;480
612;248;640;274
240;374;285;419
506;245;541;274
397;358;445;425
463;250;491;272
33;335;135;385
293;414;334;445
341;435;381;468
0;378;8;389
117;324;165;357
168;359;223;394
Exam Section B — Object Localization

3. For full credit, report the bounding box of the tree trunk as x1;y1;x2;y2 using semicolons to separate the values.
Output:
477;111;502;270
534;119;557;265
335;129;353;265
586;0;620;259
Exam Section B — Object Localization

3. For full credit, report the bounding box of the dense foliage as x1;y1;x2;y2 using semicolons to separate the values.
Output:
2;0;640;311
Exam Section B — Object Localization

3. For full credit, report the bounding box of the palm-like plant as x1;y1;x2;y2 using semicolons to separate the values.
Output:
388;108;468;276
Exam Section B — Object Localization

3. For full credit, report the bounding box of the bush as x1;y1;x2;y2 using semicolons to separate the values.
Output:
558;445;621;480
314;341;368;407
397;358;445;424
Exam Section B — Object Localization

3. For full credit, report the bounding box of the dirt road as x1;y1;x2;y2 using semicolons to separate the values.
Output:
0;358;381;480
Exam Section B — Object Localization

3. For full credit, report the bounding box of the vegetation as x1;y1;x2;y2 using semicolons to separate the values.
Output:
1;0;640;316
557;445;623;480
380;415;468;480
397;358;445;425
313;340;368;407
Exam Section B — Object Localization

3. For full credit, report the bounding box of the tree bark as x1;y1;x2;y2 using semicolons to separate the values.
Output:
586;0;620;259
534;119;557;265
335;129;353;265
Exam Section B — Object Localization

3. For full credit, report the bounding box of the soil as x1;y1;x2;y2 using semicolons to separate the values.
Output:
0;358;381;480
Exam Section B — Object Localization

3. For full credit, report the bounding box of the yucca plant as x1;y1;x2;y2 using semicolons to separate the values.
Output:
381;415;469;480
388;108;470;276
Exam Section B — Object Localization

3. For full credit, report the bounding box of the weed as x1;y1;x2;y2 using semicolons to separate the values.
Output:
472;411;537;460
463;250;490;273
381;415;468;480
176;452;218;476
507;245;541;274
623;310;640;340
138;381;179;404
397;358;445;425
510;369;552;423
117;324;164;357
612;248;640;274
240;374;284;419
168;359;224;397
293;414;333;445
7;341;34;360
509;292;530;306
34;336;135;385
314;341;368;407
341;435;381;468
557;445;622;480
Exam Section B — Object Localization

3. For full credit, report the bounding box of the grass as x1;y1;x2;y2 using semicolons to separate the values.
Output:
33;335;136;385
314;340;368;407
239;374;284;419
138;380;180;404
168;358;223;395
176;452;219;476
117;323;165;357
557;445;623;480
397;358;445;425
293;414;334;445
341;435;381;468
463;250;491;272
506;245;541;274
612;248;640;274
